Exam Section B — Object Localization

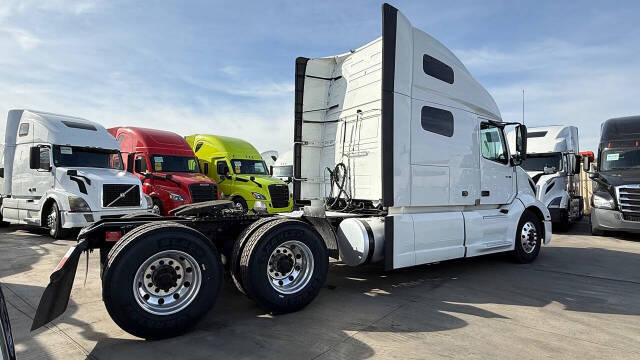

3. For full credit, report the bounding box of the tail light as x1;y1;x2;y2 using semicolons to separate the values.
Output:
105;231;122;242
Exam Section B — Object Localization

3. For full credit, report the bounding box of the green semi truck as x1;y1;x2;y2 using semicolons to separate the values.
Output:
185;134;293;213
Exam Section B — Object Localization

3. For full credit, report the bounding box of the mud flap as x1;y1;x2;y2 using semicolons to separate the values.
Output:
31;240;88;331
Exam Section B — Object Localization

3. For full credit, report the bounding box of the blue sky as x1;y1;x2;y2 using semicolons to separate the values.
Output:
1;0;639;153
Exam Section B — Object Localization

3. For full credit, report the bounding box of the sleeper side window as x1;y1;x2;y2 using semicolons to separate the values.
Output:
134;155;148;173
18;123;29;137
480;123;508;164
421;106;454;137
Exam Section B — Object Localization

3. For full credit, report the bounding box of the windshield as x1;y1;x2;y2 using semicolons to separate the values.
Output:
151;155;200;173
53;145;123;170
521;153;563;172
230;159;269;175
272;165;293;178
601;148;640;171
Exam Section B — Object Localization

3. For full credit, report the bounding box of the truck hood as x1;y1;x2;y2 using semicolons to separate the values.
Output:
596;170;640;187
154;172;217;186
55;167;144;209
235;174;284;187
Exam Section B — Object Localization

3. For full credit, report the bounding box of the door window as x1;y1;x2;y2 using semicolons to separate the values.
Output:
480;123;508;164
134;155;148;173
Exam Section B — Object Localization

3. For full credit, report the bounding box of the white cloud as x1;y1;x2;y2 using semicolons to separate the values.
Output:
456;39;640;152
0;27;41;50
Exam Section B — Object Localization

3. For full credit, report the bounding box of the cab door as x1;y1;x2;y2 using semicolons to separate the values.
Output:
479;121;515;205
214;159;234;199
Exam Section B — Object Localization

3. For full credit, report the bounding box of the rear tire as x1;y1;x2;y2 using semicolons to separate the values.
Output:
102;222;222;339
230;217;279;294
512;210;543;263
240;219;328;314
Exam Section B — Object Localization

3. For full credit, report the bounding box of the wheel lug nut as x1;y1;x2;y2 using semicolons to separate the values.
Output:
173;294;180;300
295;266;301;271
146;274;151;279
184;281;190;288
148;283;153;287
296;254;301;259
186;267;192;273
159;260;165;265
143;294;150;301
158;298;164;305
169;260;174;265
288;276;294;281
150;266;156;270
175;266;180;271
177;274;182;279
278;280;283;285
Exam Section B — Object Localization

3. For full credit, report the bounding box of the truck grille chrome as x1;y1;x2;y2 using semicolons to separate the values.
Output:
189;183;218;203
616;185;640;221
268;184;290;208
103;184;140;207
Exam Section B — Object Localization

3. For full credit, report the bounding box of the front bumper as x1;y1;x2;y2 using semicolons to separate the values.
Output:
591;208;640;234
61;208;150;229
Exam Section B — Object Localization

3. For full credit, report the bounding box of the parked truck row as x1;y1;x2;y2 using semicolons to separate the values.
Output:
30;4;554;339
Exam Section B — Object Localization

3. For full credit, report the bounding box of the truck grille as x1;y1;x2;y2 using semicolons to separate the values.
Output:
103;184;140;207
189;183;218;203
268;184;290;208
617;185;640;221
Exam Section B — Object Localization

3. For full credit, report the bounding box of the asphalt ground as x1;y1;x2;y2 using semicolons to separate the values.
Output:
1;219;639;359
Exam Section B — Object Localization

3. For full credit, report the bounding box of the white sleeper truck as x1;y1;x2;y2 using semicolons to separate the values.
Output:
0;110;151;238
508;126;583;230
31;4;551;339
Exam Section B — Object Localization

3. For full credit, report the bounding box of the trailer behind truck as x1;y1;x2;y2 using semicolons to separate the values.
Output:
31;4;551;339
0;110;151;238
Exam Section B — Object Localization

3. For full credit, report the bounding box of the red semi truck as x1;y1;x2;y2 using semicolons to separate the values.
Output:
108;127;218;215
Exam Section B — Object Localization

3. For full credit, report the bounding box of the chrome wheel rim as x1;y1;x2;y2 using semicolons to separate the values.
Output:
47;207;57;235
151;204;161;215
521;221;538;254
234;201;245;212
133;250;202;315
267;240;314;294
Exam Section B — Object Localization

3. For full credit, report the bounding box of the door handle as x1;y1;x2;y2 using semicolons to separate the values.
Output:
505;175;512;178
481;190;490;197
28;188;36;192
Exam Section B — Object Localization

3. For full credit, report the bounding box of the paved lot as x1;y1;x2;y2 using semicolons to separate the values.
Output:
1;220;639;359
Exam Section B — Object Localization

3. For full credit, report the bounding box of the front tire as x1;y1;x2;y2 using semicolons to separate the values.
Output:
512;210;543;263
47;202;65;239
102;222;222;339
232;197;248;213
151;199;163;216
240;219;328;314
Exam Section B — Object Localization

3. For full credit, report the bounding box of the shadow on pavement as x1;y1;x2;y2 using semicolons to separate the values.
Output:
84;241;640;359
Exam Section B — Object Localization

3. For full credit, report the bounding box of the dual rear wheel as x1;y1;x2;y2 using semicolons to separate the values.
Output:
102;219;328;339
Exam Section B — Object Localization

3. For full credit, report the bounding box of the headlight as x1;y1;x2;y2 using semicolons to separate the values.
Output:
252;192;267;200
169;193;186;202
592;192;615;210
253;200;267;212
68;196;91;212
143;194;153;209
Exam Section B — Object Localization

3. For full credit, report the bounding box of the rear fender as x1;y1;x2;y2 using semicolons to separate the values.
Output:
301;207;339;259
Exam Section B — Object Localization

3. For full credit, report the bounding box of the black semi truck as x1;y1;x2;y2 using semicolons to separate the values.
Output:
590;115;640;235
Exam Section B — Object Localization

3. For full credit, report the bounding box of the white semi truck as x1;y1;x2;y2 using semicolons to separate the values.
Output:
0;110;151;238
31;4;551;339
508;126;584;230
271;149;293;192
